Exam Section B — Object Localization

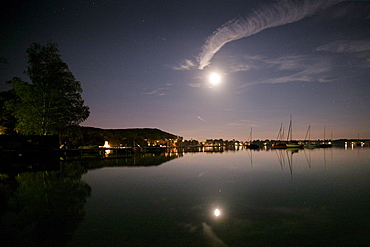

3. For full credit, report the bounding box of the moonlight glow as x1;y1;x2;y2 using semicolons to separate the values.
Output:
209;73;221;85
214;208;221;217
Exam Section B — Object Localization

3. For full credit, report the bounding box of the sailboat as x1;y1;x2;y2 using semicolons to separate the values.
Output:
304;125;318;149
272;123;287;148
247;127;259;149
319;126;332;148
286;115;303;148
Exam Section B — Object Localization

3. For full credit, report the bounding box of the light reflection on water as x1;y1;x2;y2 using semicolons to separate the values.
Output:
68;148;370;246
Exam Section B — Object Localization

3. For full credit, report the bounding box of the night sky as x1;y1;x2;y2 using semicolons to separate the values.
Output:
1;0;369;141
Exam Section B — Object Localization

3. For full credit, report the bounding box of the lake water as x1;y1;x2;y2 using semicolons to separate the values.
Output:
1;147;370;246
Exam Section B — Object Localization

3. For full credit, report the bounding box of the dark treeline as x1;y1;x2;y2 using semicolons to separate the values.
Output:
61;126;179;148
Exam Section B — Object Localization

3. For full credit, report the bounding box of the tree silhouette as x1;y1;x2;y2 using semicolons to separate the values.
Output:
6;42;89;135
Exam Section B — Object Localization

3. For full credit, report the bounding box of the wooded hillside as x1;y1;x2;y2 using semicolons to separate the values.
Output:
63;127;180;148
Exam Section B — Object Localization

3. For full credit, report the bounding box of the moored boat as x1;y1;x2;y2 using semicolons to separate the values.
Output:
273;123;287;148
304;143;318;149
286;115;303;148
286;142;303;148
319;126;332;148
272;143;287;149
246;127;260;149
303;125;318;149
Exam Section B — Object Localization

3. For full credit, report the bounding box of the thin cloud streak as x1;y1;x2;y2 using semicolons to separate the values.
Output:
197;116;207;122
197;0;344;69
260;62;332;84
188;82;201;88
315;39;370;53
173;59;197;71
145;90;158;95
232;55;309;72
202;222;228;247
235;54;333;86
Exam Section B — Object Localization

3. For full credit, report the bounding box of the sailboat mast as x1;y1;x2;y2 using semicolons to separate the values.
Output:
249;127;253;143
277;123;283;140
304;125;310;141
287;115;292;141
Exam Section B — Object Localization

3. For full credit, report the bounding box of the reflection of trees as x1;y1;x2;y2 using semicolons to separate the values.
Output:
129;153;179;167
4;162;91;247
81;152;180;169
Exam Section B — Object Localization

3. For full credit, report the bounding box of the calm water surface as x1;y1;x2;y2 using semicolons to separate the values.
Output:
1;147;369;246
69;147;369;246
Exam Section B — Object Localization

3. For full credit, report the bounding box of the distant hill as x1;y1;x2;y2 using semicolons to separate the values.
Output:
68;127;180;147
103;127;178;140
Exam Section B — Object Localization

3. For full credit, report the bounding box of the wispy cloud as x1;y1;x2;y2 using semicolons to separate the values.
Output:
197;116;207;122
264;56;309;71
202;222;228;247
257;59;332;85
144;90;166;96
315;40;370;69
262;67;331;84
315;39;370;53
234;54;333;86
231;55;308;73
230;64;254;72
229;55;264;72
197;0;344;69
145;90;158;95
172;59;197;70
144;84;173;96
188;82;201;88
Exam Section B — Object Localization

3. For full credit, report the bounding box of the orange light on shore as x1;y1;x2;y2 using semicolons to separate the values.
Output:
103;141;110;148
103;141;111;156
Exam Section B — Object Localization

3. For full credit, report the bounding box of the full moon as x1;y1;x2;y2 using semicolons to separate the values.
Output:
214;208;221;217
209;73;221;85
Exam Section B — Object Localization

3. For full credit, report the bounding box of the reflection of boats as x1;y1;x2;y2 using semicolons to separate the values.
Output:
286;115;303;149
247;148;254;167
247;127;260;149
274;148;296;180
286;149;295;180
286;148;300;153
304;143;318;149
303;125;318;149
